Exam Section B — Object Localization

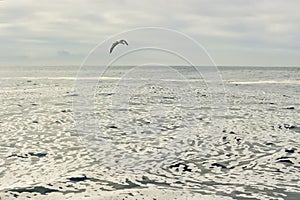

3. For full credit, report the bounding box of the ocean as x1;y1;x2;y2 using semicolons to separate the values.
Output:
0;65;299;199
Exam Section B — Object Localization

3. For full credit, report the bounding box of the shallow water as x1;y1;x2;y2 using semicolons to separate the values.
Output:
0;66;299;199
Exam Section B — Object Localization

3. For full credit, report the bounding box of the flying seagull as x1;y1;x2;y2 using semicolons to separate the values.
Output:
110;39;128;54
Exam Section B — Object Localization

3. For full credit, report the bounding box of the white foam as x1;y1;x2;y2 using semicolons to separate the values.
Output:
229;80;300;84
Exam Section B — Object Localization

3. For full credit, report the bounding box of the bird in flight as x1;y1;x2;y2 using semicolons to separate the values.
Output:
110;39;128;54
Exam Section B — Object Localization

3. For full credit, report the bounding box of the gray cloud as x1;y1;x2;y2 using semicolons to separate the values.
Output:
0;0;299;66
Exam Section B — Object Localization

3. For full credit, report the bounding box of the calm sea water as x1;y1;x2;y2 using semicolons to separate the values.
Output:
0;66;299;199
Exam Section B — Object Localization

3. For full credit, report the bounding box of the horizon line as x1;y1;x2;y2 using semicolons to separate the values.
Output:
0;64;299;68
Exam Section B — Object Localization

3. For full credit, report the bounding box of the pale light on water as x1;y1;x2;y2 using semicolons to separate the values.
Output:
0;66;299;199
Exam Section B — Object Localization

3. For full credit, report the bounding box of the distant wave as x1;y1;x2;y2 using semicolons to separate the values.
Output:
229;80;300;85
0;77;205;82
0;77;119;80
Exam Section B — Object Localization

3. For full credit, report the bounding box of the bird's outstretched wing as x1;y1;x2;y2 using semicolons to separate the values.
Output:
120;40;128;45
110;41;120;54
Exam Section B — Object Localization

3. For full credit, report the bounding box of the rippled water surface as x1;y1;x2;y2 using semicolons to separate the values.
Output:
0;66;299;199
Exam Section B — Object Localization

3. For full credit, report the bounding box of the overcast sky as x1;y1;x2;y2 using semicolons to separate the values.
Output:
0;0;299;66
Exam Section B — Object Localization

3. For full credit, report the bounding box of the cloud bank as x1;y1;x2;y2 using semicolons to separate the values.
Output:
0;0;299;66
